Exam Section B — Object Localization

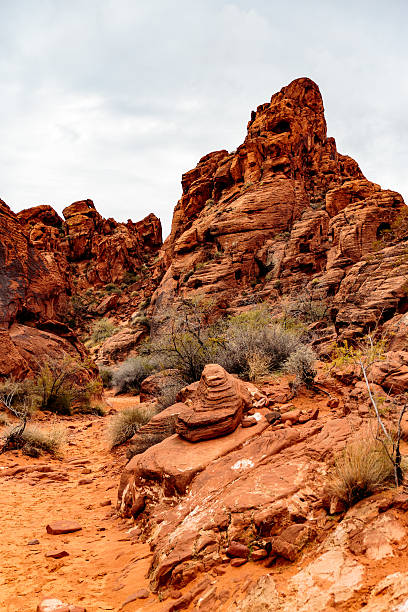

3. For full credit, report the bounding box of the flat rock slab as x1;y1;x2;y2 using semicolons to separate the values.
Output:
46;521;82;535
45;549;69;559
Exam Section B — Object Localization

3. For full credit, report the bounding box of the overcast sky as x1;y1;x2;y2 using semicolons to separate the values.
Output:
1;0;407;238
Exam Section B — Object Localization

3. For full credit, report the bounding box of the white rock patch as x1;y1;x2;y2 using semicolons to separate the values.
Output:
232;458;254;470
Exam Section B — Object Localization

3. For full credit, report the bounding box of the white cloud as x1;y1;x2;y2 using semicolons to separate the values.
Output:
0;0;407;238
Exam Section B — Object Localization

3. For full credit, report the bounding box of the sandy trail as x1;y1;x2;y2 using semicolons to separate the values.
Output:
0;396;166;612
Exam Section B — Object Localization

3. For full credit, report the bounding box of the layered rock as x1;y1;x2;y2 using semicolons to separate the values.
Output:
149;77;406;344
176;364;253;442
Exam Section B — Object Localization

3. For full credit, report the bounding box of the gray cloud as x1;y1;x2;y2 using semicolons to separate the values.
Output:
0;0;407;237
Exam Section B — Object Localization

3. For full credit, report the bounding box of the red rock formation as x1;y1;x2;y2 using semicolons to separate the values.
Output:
176;364;253;442
0;196;162;377
150;78;406;343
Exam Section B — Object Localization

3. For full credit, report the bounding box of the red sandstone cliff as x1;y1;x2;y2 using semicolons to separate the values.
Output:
150;77;406;343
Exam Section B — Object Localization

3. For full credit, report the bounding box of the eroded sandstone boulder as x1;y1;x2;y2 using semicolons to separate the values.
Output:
176;364;253;442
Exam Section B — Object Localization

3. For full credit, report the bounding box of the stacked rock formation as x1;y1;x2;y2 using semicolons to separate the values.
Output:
150;77;406;342
176;364;252;441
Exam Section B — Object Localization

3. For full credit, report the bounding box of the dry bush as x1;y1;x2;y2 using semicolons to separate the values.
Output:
108;403;156;448
327;437;394;508
112;356;157;394
156;376;187;411
35;357;102;415
99;366;113;389
247;352;271;382
0;424;64;457
284;345;316;388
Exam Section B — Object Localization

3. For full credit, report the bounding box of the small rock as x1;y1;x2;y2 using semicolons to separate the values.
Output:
226;541;250;559
281;408;301;424
37;597;85;612
100;500;112;507
169;589;182;599
119;589;150;608
241;416;257;428
28;539;40;545
230;558;247;567
251;549;268;561
45;549;69;559
327;397;339;408
46;521;82;535
265;410;281;424
78;479;93;485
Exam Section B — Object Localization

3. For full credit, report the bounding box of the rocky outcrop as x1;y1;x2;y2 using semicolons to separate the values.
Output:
0;195;162;377
118;395;367;593
0;199;77;377
149;78;406;344
176;364;253;442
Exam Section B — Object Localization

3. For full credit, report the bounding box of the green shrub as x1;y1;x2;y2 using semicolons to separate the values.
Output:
111;356;158;394
35;357;102;415
215;317;304;380
108;404;156;448
122;271;140;285
89;319;117;346
327;438;394;509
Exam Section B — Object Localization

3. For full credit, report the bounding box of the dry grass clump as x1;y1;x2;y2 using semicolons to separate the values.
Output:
108;403;157;448
0;424;64;457
327;437;394;508
247;352;271;382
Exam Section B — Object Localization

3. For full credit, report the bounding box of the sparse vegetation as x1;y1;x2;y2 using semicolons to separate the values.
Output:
35;357;102;415
89;318;117;346
112;356;158;394
284;345;316;388
9;424;65;457
108;403;156;448
327;437;394;509
99;366;113;389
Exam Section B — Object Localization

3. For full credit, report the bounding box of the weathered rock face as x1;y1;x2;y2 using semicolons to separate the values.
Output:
18;199;163;289
0;199;78;377
150;77;406;342
118;408;366;593
176;364;253;441
0;196;162;377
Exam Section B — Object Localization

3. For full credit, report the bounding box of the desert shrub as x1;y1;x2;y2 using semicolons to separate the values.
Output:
76;403;106;416
35;357;102;415
147;302;307;383
215;318;303;380
327;437;394;508
89;318;117;346
99;366;113;389
130;311;150;329
122;271;140;285
108;403;156;448
156;376;187;411
0;424;64;457
284;345;316;387
285;290;330;323
247;353;271;382
112;356;158;394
